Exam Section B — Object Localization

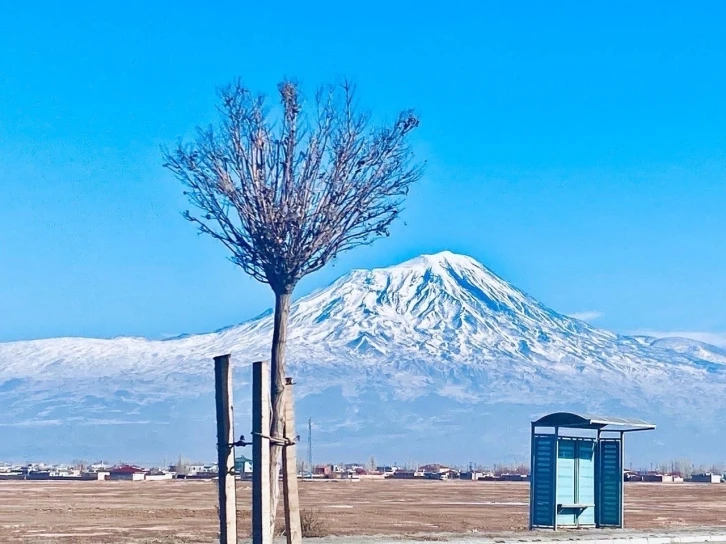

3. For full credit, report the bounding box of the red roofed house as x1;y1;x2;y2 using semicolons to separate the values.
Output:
109;464;147;481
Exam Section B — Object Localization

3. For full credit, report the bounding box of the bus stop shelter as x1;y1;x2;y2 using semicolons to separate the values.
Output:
529;412;655;530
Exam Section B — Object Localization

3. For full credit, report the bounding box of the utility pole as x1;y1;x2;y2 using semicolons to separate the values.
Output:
308;417;313;475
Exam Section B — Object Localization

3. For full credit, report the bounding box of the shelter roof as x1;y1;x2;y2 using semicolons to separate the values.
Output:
532;412;655;432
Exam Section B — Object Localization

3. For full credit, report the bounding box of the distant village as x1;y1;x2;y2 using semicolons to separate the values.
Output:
0;458;724;484
0;459;528;482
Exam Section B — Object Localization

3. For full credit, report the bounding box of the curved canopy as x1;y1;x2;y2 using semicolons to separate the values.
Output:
532;412;655;432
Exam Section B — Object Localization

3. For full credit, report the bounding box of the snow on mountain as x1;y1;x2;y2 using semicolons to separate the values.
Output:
646;337;726;365
1;251;724;463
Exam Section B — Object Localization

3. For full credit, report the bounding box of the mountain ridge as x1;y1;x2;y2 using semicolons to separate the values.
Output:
1;251;724;463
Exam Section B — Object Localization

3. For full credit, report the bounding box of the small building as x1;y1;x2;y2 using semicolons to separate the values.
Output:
26;471;52;480
330;471;360;481
654;474;674;483
82;471;109;481
359;472;386;480
691;473;722;484
109;464;147;481
313;465;333;477
421;464;459;479
187;471;218;479
642;473;674;483
235;456;253;475
49;466;82;478
145;473;174;481
500;473;529;482
187;464;214;476
184;463;218;478
420;463;450;474
389;469;424;479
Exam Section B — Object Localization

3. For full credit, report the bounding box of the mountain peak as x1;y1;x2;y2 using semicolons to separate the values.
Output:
364;250;520;306
389;250;481;271
279;249;578;359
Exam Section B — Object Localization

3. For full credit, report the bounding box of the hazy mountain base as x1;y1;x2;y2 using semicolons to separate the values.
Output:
0;371;721;465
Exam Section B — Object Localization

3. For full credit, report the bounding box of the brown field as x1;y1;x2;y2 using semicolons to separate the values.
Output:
1;479;725;543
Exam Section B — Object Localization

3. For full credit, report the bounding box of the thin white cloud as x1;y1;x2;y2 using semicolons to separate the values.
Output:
568;311;603;321
631;330;726;348
0;419;62;428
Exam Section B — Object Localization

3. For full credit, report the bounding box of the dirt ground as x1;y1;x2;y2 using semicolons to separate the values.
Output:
0;479;725;543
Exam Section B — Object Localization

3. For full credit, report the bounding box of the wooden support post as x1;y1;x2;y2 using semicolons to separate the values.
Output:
283;377;302;544
214;354;237;544
253;361;272;544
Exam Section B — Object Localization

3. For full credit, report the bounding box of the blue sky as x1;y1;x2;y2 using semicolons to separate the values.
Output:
0;1;724;344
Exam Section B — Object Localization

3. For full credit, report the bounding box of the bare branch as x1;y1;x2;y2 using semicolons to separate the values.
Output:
163;79;422;295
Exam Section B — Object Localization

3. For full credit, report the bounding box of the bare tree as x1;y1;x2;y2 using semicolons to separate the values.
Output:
163;79;422;529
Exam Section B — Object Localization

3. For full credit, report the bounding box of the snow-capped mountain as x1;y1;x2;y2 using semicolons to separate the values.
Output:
1;251;724;464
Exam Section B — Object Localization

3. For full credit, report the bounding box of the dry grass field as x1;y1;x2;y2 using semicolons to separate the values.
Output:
1;479;725;543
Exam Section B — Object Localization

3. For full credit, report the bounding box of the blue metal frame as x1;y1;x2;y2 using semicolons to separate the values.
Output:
530;430;557;529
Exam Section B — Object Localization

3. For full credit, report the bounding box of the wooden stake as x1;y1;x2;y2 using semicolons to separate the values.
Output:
214;354;237;544
253;361;272;544
283;377;302;544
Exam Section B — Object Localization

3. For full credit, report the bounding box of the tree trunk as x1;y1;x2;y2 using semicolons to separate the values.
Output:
269;290;291;534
